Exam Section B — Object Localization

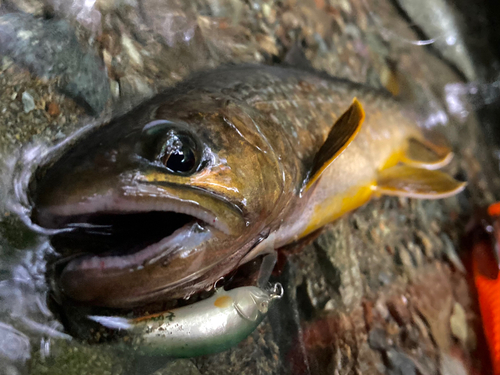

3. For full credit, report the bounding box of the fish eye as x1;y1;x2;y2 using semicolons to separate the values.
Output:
157;132;197;174
140;120;202;175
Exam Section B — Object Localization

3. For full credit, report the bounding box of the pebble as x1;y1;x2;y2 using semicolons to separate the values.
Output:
119;74;153;99
46;102;60;117
21;91;35;113
121;34;143;68
153;359;201;375
450;302;468;345
386;349;417;375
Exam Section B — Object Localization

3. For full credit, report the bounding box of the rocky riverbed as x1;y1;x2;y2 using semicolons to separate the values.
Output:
1;0;500;374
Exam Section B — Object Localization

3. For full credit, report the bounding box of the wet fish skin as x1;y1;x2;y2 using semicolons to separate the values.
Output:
32;64;462;308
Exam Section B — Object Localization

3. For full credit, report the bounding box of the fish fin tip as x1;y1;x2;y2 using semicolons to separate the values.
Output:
375;165;466;199
401;137;454;170
305;98;365;191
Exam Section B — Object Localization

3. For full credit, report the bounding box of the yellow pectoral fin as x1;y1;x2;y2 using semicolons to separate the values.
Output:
375;165;466;199
305;98;365;191
401;137;454;170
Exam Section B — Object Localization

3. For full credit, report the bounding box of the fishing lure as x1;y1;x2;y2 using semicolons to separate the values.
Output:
89;283;283;357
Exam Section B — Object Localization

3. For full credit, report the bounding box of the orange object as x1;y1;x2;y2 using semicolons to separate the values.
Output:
473;242;500;375
488;202;500;218
472;203;500;374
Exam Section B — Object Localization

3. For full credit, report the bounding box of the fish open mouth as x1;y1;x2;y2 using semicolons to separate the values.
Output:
48;211;196;261
33;198;224;273
30;189;254;309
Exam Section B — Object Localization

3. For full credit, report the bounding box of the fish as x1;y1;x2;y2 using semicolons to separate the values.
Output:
30;64;465;309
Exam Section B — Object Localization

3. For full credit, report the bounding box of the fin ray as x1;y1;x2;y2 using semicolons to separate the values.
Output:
376;165;466;199
401;137;453;170
305;98;365;190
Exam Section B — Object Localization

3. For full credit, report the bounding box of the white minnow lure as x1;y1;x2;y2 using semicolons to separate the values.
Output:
89;283;283;357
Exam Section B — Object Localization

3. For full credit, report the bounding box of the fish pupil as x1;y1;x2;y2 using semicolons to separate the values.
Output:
140;123;200;174
163;147;196;173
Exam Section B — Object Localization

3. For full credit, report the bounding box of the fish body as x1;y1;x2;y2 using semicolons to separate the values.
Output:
32;64;464;309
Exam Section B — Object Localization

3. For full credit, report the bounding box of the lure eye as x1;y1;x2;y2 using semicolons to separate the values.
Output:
140;120;202;175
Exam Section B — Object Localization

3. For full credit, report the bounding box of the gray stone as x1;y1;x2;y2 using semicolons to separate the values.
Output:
0;13;109;114
386;349;417;375
21;91;35;113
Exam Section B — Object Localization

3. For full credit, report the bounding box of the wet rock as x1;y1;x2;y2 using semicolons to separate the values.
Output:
193;319;280;375
46;102;60;117
21;91;35;113
121;34;143;68
45;0;102;35
409;267;454;351
439;353;468;375
0;322;30;363
385;349;416;375
119;74;154;100
140;0;197;48
368;327;390;351
440;233;466;273
153;359;201;375
0;13;109;114
395;0;476;81
2;0;45;16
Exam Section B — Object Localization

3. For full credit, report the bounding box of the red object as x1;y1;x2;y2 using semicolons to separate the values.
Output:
471;203;500;374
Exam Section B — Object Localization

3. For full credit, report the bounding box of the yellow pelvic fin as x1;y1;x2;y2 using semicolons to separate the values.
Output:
301;183;374;237
401;137;454;170
375;165;466;199
305;98;365;191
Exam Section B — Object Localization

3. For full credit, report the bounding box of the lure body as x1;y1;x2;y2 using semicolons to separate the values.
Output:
91;284;282;357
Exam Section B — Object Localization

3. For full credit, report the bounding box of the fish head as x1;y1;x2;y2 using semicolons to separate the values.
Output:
31;95;287;308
